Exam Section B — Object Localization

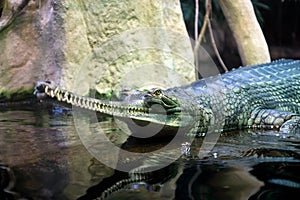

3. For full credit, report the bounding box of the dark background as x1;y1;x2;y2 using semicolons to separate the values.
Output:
180;0;300;70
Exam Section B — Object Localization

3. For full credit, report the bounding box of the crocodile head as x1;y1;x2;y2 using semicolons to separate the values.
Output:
143;88;181;114
34;81;196;129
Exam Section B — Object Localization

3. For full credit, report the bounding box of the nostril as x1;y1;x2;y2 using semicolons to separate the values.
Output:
36;84;45;92
143;97;152;108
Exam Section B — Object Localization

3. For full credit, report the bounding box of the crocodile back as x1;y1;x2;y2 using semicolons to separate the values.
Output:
221;59;300;111
221;59;300;87
170;59;300;129
188;59;300;89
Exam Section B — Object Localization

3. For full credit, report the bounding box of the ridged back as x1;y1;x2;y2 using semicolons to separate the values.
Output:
221;59;300;87
171;59;300;128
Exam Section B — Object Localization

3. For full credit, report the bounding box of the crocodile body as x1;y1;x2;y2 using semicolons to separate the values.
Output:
34;59;300;135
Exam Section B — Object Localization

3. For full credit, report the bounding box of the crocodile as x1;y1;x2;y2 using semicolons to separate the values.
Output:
34;59;300;136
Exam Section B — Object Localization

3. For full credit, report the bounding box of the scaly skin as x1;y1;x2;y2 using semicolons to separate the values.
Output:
34;59;300;135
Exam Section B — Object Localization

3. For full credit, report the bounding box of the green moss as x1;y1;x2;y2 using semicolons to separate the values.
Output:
88;88;118;100
0;87;35;103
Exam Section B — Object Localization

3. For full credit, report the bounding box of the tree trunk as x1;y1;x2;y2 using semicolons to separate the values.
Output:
218;0;270;65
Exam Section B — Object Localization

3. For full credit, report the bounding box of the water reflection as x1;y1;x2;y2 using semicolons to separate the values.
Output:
78;160;300;200
250;162;300;199
0;104;114;199
0;103;299;199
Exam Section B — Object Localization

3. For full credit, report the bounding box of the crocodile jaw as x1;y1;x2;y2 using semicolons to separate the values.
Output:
34;81;191;127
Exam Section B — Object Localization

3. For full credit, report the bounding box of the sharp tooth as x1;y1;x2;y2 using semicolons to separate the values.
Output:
50;90;54;97
54;87;59;95
57;92;61;101
91;100;95;110
64;92;70;103
88;100;91;108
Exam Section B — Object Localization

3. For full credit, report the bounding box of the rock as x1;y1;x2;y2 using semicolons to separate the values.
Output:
0;0;195;100
0;0;62;99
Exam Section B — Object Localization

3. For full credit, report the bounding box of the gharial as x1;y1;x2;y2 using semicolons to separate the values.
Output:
34;59;300;136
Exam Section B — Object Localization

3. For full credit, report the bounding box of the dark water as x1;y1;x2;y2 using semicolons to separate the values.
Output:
0;102;300;200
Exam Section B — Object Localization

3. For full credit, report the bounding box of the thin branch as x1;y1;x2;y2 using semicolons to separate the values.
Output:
0;0;6;18
218;0;270;65
208;20;228;72
0;0;30;32
193;0;211;79
194;0;199;41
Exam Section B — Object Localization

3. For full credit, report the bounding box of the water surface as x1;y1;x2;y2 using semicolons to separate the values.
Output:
0;102;299;200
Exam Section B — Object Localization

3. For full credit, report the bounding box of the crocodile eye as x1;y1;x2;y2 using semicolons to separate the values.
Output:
153;89;161;96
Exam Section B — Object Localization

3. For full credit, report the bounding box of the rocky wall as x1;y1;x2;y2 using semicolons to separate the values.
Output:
0;0;195;100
